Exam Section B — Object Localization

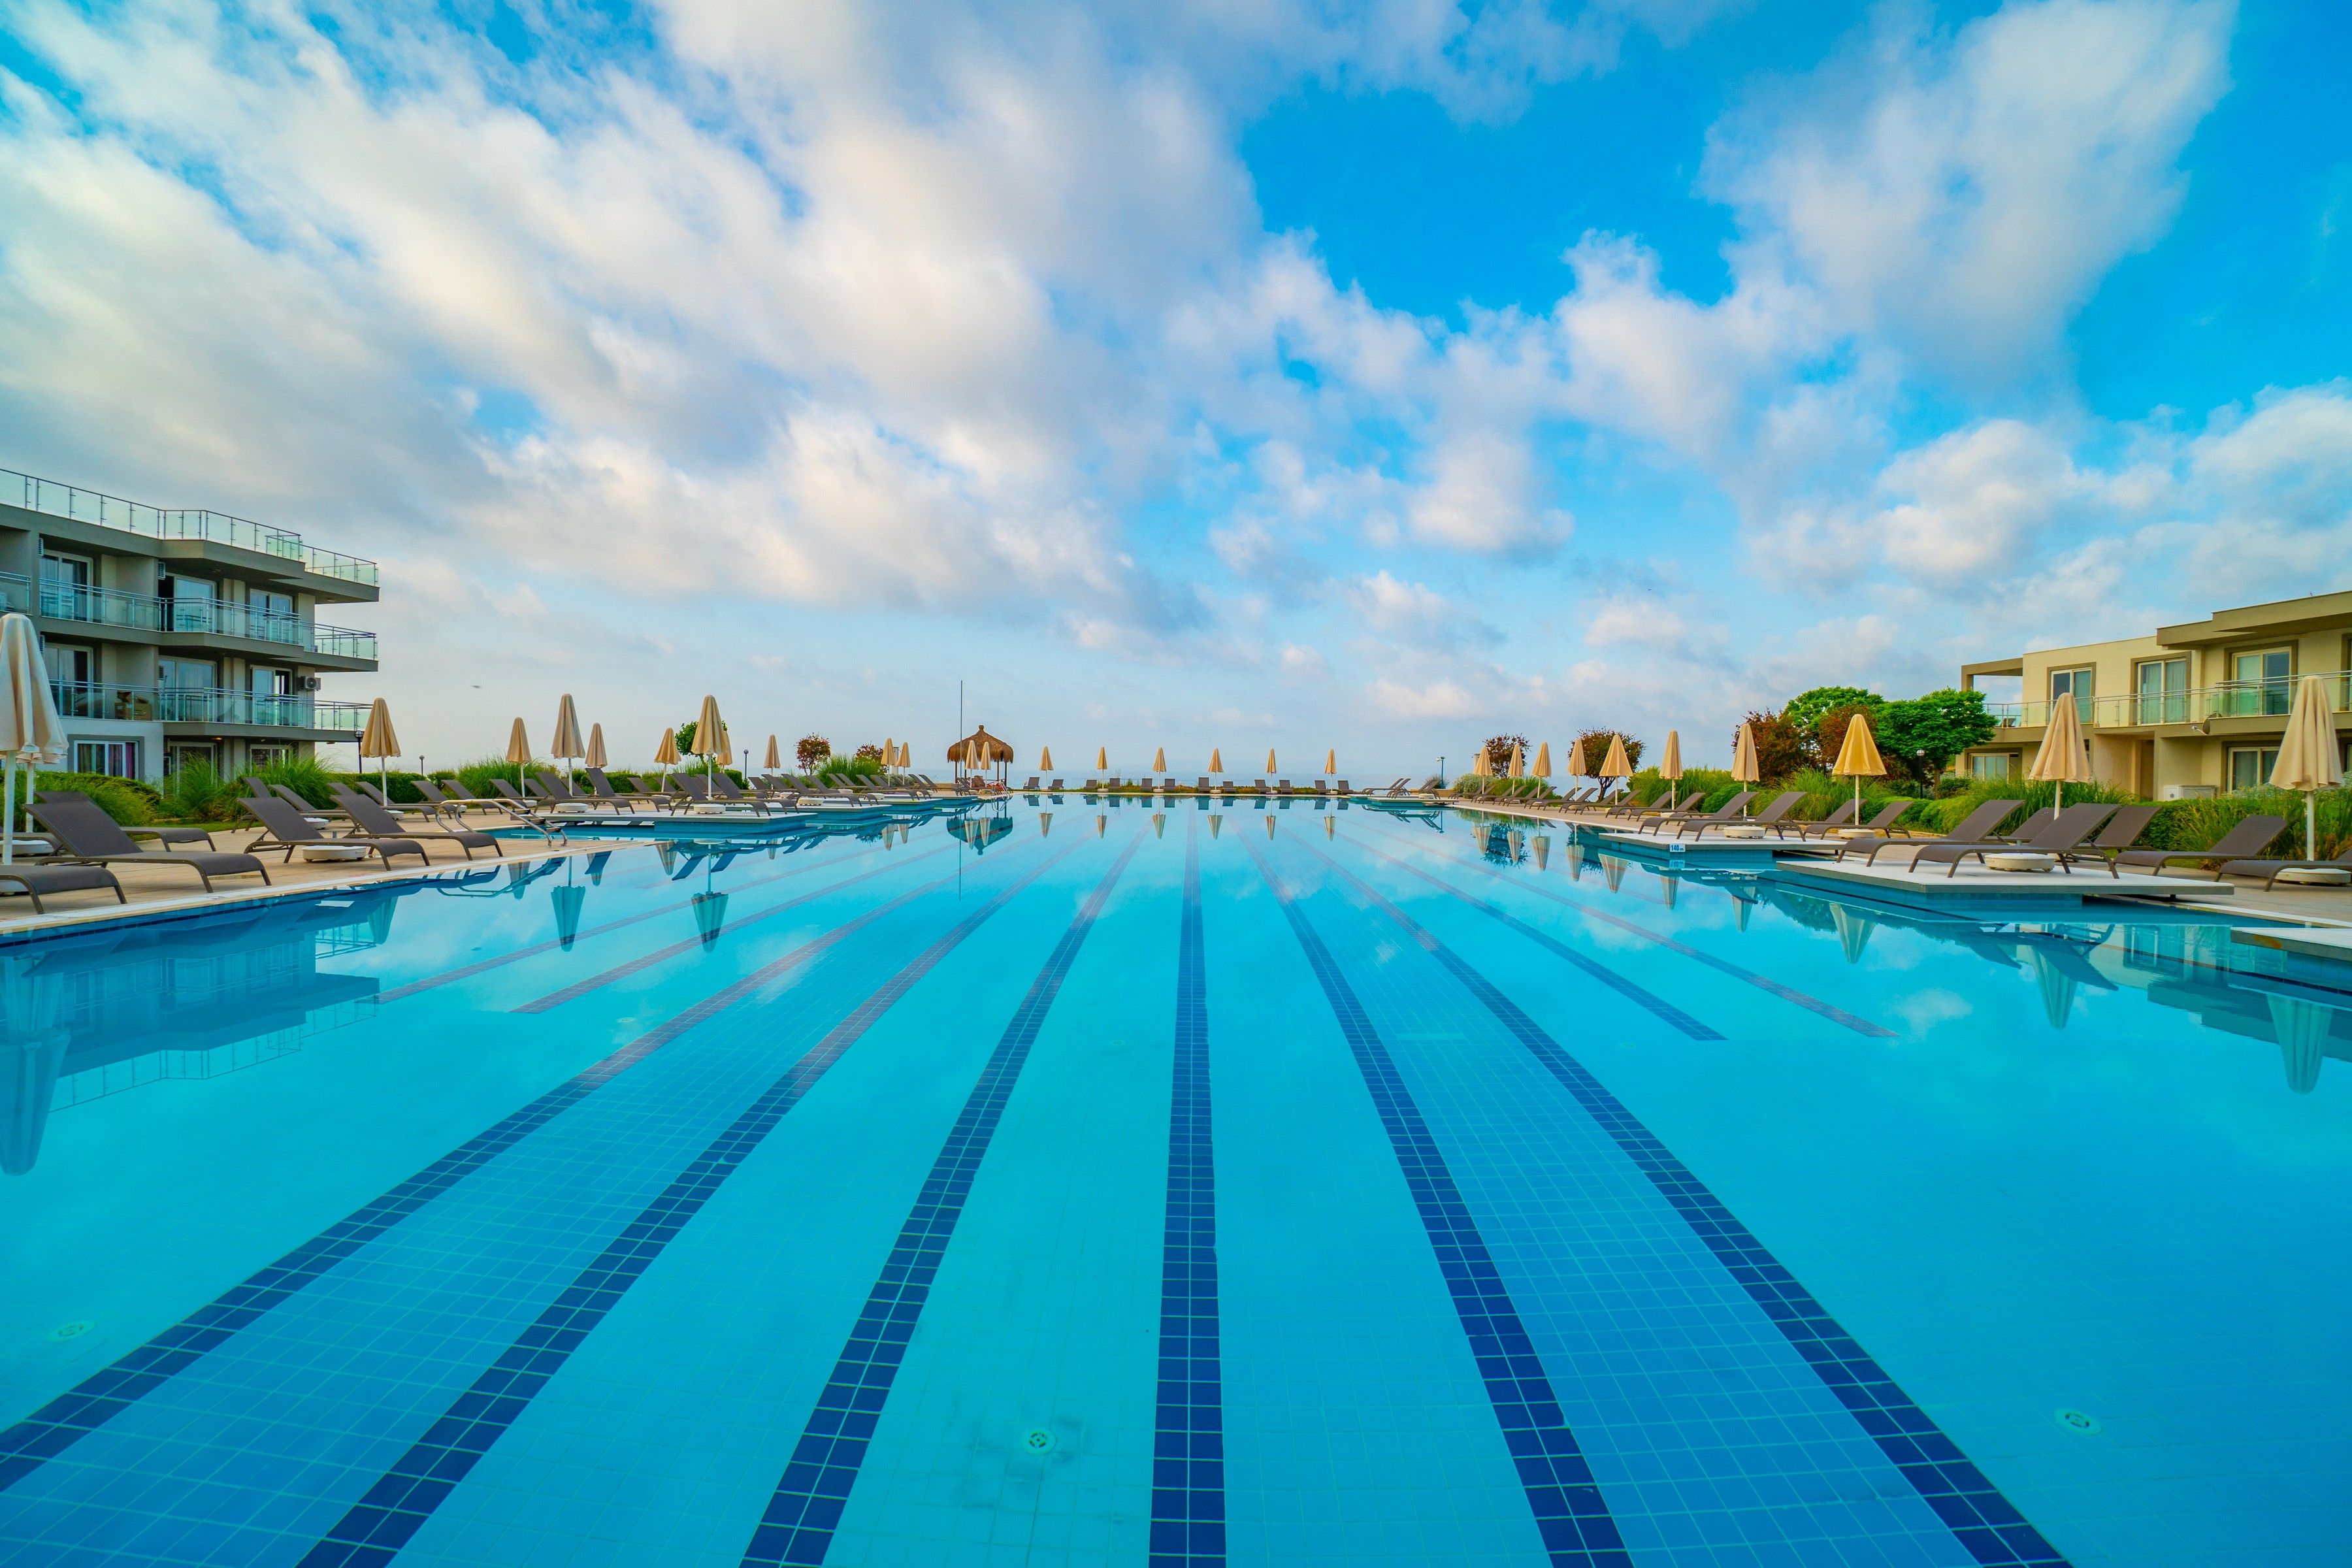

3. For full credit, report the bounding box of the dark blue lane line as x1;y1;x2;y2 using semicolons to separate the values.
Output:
738;831;1145;1568
1350;823;1893;1037
1151;821;1222;1568
1329;828;1718;1041
1307;838;2072;1568
0;846;1017;1496
378;838;932;1002
1241;836;1631;1568
515;843;956;1012
293;839;1088;1568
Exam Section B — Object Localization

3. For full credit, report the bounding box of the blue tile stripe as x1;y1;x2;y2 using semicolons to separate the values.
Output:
738;831;1145;1567
377;838;934;1002
1309;841;2072;1568
1242;836;1633;1568
1151;821;1223;1568
514;844;956;1012
0;849;1007;1496
1353;824;1894;1037
291;838;1087;1568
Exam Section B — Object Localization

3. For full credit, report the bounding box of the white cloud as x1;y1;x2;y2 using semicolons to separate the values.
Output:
1870;418;2094;584
1707;0;2232;378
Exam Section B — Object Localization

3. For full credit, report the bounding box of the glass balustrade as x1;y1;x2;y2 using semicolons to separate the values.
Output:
0;569;374;658
49;681;368;732
2;467;378;587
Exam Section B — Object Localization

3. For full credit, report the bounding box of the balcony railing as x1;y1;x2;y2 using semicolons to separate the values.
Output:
49;680;368;733
1983;672;2352;731
1;467;378;587
0;570;376;660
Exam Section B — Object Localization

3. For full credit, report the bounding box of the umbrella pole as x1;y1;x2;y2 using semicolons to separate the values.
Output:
2310;791;2319;860
3;759;14;866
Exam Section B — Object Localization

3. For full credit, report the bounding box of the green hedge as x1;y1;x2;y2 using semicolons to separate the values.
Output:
24;770;163;825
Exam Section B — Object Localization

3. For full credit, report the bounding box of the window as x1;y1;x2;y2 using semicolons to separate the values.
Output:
251;666;293;696
162;574;216;632
2049;666;2095;723
72;740;140;778
158;657;218;690
2229;747;2281;792
1970;752;2018;781
39;553;93;620
2134;657;2189;725
165;743;218;777
2227;648;2292;717
249;745;291;768
253;589;295;619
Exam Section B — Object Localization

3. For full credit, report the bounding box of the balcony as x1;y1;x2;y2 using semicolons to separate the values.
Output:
1;466;378;588
0;571;376;661
1983;672;2352;732
50;680;368;734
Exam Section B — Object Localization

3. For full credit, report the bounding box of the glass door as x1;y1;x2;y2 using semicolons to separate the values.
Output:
2135;657;2188;724
2049;667;2094;725
2230;649;2291;715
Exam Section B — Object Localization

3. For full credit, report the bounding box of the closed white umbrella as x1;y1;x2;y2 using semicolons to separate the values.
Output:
2271;674;2343;858
506;718;531;789
359;698;400;800
2026;696;2091;809
0;614;67;864
551;694;584;779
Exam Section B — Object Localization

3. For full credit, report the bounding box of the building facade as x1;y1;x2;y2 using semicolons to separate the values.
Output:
0;468;378;782
1959;591;2352;797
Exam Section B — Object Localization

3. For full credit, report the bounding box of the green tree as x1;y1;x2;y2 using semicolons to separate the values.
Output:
1878;689;1999;787
1573;728;1643;777
1784;685;1882;736
674;718;700;755
1481;733;1530;774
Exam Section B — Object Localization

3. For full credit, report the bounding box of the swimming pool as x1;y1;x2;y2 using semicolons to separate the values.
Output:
3;801;2347;1567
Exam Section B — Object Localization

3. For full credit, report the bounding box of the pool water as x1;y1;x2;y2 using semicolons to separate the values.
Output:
2;802;2347;1567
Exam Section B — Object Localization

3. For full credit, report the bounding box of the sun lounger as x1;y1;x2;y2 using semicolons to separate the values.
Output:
2058;804;2161;869
1911;803;2121;877
1646;791;1755;836
331;785;502;859
242;793;431;866
1784;798;1915;839
31;792;271;890
2114;814;2290;875
33;788;222;852
2215;842;2352;889
0;861;125;912
1677;790;1804;839
1848;800;2025;864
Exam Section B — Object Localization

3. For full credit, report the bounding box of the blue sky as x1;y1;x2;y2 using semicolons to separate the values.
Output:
1;0;2347;774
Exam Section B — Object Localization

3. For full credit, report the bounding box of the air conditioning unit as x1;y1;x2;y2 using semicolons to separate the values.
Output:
299;674;323;693
2159;783;2216;800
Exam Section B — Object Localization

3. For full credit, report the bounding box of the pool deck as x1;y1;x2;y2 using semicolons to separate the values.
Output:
1776;857;2230;908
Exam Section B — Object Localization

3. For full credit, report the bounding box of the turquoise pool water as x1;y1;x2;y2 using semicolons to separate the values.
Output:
2;801;2347;1567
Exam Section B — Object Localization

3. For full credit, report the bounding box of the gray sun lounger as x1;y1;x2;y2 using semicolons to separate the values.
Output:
1648;791;1754;836
1676;790;1804;839
0;861;125;912
1910;802;2120;877
31;792;271;890
2114;814;2289;875
242;792;431;866
1847;799;2024;864
40;788;220;852
2216;842;2352;889
332;785;502;859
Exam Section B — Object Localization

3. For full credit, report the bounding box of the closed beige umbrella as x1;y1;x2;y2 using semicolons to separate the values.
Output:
1096;746;1109;771
1563;736;1587;781
551;694;584;772
1266;748;1277;774
1509;742;1526;779
585;723;608;770
1471;746;1492;779
359;698;400;797
506;717;531;787
1209;747;1223;773
717;725;733;768
1658;730;1682;810
694;694;725;784
765;734;782;772
1599;734;1631;802
1831;713;1886;823
0;613;67;864
1532;742;1552;778
1152;746;1167;774
1041;745;1053;771
899;741;913;768
1730;722;1759;817
2271;674;2344;857
653;726;680;772
2025;696;2090;809
1324;748;1336;776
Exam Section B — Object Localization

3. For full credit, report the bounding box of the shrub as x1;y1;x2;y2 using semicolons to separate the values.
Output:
818;753;883;781
26;770;161;825
447;755;542;798
334;768;427;804
797;734;832;769
159;760;244;823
